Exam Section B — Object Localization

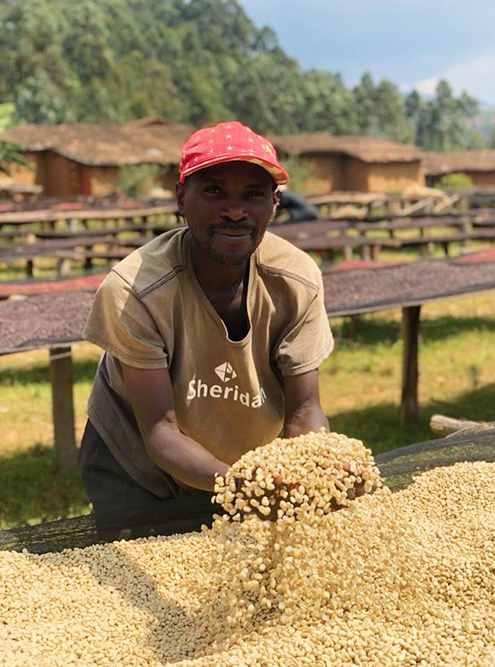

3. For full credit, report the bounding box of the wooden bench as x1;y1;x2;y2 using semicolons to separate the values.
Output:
275;216;479;240
0;236;123;276
86;234;401;264
336;208;495;224
397;229;495;255
0;229;32;242
355;216;471;235
34;223;175;240
0;203;179;232
271;222;400;260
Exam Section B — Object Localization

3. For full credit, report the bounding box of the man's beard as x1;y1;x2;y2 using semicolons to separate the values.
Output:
203;224;261;265
204;239;254;265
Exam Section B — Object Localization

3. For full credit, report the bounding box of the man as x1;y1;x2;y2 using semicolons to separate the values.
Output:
80;121;333;521
278;187;320;223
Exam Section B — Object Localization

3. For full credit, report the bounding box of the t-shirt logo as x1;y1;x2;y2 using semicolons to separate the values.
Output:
186;363;267;409
214;362;237;383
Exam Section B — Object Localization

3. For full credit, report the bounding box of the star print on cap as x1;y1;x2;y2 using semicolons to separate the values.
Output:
179;121;289;185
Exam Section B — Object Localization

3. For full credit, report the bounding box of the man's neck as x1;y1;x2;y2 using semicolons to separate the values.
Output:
190;240;250;295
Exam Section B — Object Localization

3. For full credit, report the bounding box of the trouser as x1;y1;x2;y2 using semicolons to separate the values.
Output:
79;420;210;530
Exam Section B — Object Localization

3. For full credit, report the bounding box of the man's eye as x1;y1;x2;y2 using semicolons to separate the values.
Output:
248;190;266;198
204;186;222;195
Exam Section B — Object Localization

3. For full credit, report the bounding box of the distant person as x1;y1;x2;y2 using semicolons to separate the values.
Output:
79;121;333;523
278;186;319;222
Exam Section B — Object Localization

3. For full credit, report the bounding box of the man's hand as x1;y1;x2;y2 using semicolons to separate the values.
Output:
233;467;297;521
231;463;367;522
341;462;367;501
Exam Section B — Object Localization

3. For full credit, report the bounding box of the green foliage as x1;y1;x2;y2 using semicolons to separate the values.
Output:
0;102;34;175
279;157;316;195
405;80;479;150
466;131;486;149
436;172;474;189
0;0;480;147
353;72;413;143
0;445;90;528
299;70;358;134
0;102;15;132
114;164;162;198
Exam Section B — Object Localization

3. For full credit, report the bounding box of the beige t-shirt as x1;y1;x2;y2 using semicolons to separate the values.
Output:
82;228;333;497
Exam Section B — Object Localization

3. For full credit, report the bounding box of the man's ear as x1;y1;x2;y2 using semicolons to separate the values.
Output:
273;189;281;214
176;182;186;215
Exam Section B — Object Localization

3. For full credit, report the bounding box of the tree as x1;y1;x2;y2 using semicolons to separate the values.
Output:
353;72;413;143
466;132;486;150
0;0;482;146
0;103;33;175
405;80;479;150
299;70;358;135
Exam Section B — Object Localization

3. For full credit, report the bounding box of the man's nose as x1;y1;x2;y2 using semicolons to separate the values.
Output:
221;200;248;222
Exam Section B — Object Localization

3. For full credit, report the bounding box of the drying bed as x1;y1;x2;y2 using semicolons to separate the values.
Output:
2;252;495;354
322;252;495;316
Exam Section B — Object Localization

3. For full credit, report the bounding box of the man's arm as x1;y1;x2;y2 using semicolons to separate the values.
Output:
281;369;329;438
121;363;229;491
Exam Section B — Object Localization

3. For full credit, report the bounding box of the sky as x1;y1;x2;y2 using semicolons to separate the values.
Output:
239;1;495;106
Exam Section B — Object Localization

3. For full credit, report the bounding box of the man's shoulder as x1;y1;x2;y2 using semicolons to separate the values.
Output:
109;228;188;299
256;230;322;292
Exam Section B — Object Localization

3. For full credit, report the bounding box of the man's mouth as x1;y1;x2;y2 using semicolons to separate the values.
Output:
210;227;255;239
216;230;251;237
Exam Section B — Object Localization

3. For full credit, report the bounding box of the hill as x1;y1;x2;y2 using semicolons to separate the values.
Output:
0;0;483;148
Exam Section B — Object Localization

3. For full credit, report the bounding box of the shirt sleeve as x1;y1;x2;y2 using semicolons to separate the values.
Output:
274;273;334;376
82;270;169;369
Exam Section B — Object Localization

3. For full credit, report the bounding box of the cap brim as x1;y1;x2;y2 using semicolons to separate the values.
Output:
180;154;289;185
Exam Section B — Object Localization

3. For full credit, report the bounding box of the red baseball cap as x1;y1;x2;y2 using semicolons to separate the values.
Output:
179;121;289;185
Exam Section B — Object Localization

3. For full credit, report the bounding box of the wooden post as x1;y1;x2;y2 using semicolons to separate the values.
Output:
400;305;421;427
359;244;371;261
84;254;93;272
49;346;78;473
57;257;72;277
429;414;489;438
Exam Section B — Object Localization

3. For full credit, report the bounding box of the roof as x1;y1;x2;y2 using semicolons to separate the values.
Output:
270;132;423;163
423;151;495;175
1;122;424;168
0;119;194;167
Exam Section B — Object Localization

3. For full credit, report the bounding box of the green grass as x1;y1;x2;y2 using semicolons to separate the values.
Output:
1;291;495;529
0;445;91;529
0;345;98;529
320;294;495;453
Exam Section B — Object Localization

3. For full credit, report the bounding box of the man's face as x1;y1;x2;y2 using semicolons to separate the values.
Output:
176;161;279;266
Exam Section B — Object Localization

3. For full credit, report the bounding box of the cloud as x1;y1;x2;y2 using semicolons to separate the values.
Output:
407;52;495;104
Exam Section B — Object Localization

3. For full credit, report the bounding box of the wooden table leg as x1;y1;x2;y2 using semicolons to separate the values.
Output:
400;305;421;427
360;245;371;261
49;346;78;473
